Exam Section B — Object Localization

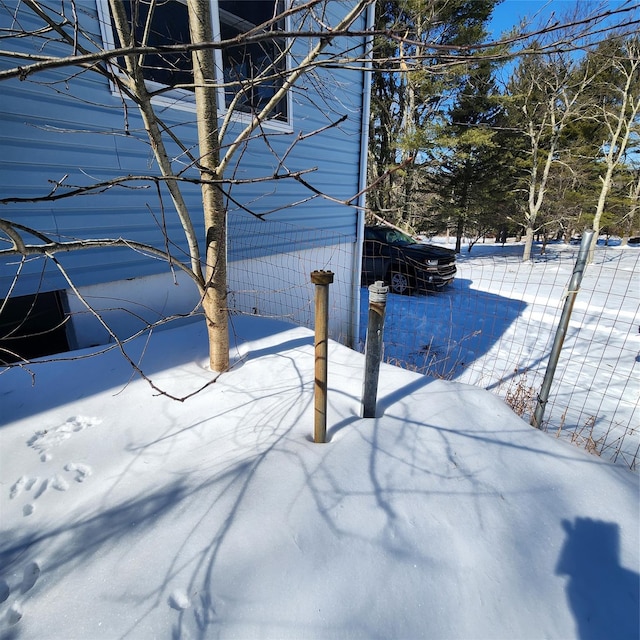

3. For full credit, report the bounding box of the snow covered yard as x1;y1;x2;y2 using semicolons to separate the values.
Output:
359;241;640;469
1;315;638;639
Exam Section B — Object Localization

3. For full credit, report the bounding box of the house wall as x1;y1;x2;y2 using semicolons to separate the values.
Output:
64;271;201;350
227;241;357;343
0;1;369;351
65;239;355;350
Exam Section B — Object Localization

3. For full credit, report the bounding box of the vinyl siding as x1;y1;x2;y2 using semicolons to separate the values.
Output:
0;1;367;298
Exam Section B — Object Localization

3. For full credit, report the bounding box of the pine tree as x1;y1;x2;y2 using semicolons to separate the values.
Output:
368;0;499;231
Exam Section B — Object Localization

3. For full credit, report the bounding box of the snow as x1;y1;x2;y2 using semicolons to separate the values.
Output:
1;255;639;639
360;240;640;467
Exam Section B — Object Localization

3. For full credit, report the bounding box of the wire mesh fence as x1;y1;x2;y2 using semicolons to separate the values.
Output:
228;221;639;471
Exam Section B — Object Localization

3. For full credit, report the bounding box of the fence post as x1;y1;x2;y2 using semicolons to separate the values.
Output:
311;270;334;443
362;281;389;418
531;230;595;429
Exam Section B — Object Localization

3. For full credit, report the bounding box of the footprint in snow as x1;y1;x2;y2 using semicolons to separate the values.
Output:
27;415;102;458
0;561;41;628
51;475;69;492
9;476;26;500
33;478;49;500
21;563;40;595
64;462;93;483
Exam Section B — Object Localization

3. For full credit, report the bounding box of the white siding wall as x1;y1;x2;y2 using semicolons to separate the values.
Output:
66;240;355;349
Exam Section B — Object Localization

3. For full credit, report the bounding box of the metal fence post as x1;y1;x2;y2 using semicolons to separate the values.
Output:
362;281;388;418
531;230;595;429
311;270;334;443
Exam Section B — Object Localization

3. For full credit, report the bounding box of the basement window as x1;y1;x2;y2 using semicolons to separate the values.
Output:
98;0;289;123
0;291;70;365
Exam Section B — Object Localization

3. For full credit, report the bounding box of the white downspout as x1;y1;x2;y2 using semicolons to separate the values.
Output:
349;0;375;349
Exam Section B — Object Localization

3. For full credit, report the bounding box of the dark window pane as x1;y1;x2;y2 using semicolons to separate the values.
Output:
121;0;193;89
113;1;287;120
0;291;70;364
219;1;287;120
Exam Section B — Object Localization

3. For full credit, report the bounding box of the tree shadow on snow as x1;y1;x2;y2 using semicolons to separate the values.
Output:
0;315;305;424
556;517;640;640
360;279;527;381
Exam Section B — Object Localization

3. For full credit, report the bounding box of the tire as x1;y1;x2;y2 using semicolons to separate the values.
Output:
387;266;413;295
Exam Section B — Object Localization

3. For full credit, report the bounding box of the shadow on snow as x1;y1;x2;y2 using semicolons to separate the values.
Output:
359;278;527;380
556;517;640;640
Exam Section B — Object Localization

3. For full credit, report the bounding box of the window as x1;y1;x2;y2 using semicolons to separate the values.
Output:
0;291;70;364
219;2;287;120
101;0;288;122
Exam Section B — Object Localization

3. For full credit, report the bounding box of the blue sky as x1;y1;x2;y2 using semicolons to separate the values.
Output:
490;0;563;36
489;0;631;38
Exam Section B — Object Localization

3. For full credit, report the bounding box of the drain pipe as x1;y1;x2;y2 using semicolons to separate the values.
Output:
350;0;375;349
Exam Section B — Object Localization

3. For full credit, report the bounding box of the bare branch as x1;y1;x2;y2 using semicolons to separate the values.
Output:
0;217;202;288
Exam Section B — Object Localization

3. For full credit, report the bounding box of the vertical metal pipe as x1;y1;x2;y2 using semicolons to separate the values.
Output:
311;270;334;443
531;230;595;429
350;0;376;350
362;281;388;417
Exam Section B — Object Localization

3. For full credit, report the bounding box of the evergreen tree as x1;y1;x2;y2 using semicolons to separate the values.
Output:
427;57;513;251
368;0;499;231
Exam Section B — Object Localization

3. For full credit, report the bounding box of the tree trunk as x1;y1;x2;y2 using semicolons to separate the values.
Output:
455;216;463;254
202;197;229;372
188;0;229;371
588;169;612;263
522;225;534;261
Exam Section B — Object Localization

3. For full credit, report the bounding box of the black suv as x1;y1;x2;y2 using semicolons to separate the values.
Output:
361;226;456;294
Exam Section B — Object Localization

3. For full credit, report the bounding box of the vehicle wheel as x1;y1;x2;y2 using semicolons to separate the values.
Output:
387;267;413;295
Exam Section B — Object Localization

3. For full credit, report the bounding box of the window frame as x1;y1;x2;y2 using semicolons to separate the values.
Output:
96;0;292;130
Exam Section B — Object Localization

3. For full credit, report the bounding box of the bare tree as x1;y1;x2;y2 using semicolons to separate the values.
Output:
626;168;640;241
0;0;372;380
585;36;640;261
507;39;601;261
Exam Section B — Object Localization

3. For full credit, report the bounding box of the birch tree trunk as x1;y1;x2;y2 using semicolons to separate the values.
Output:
522;99;557;262
187;0;229;371
588;40;640;263
624;173;640;245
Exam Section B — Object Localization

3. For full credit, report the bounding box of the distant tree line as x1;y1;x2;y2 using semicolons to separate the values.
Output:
368;0;640;259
